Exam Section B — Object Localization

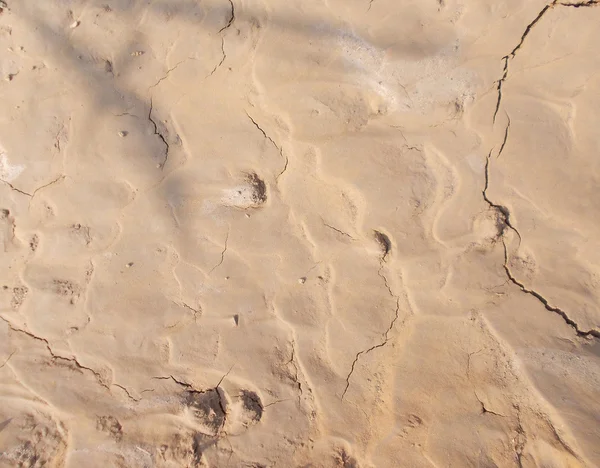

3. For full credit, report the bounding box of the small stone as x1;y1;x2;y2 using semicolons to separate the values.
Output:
245;213;250;218
126;262;134;268
70;20;80;29
298;277;306;284
131;51;144;57
118;130;128;137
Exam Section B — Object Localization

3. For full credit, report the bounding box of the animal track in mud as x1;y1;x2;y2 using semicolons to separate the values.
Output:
400;414;424;438
52;279;81;304
96;415;123;442
5;285;28;309
182;385;263;438
406;413;423;428
246;173;267;205
335;447;360;468
0;412;67;467
221;172;267;209
70;223;92;245
238;389;263;427
29;234;39;252
0;208;15;245
157;432;208;467
373;230;392;259
184;389;227;434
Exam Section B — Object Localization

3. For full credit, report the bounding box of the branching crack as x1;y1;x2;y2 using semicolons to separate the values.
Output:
1;173;63;199
209;230;229;274
501;241;600;338
149;60;185;90
341;298;400;400
153;375;194;388
208;0;235;77
484;1;599;340
482;146;595;337
466;349;505;416
181;302;202;323
341;233;401;399
214;366;234;433
474;391;506;417
30;175;66;201
155;368;234;436
148;98;169;169
0;316;139;401
493;2;556;122
482;150;522;243
492;1;595;122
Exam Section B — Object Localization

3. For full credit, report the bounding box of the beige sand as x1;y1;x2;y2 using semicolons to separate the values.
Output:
1;0;599;466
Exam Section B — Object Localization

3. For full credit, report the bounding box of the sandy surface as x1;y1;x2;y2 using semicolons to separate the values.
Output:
1;0;599;466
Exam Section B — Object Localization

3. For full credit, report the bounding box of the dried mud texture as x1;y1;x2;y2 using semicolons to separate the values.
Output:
1;0;599;467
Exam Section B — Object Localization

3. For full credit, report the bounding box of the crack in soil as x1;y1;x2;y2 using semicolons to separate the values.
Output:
342;241;400;400
209;230;229;274
501;241;599;337
1;316;139;401
208;0;236;76
148;98;170;169
493;1;556;122
245;111;288;180
484;1;599;339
